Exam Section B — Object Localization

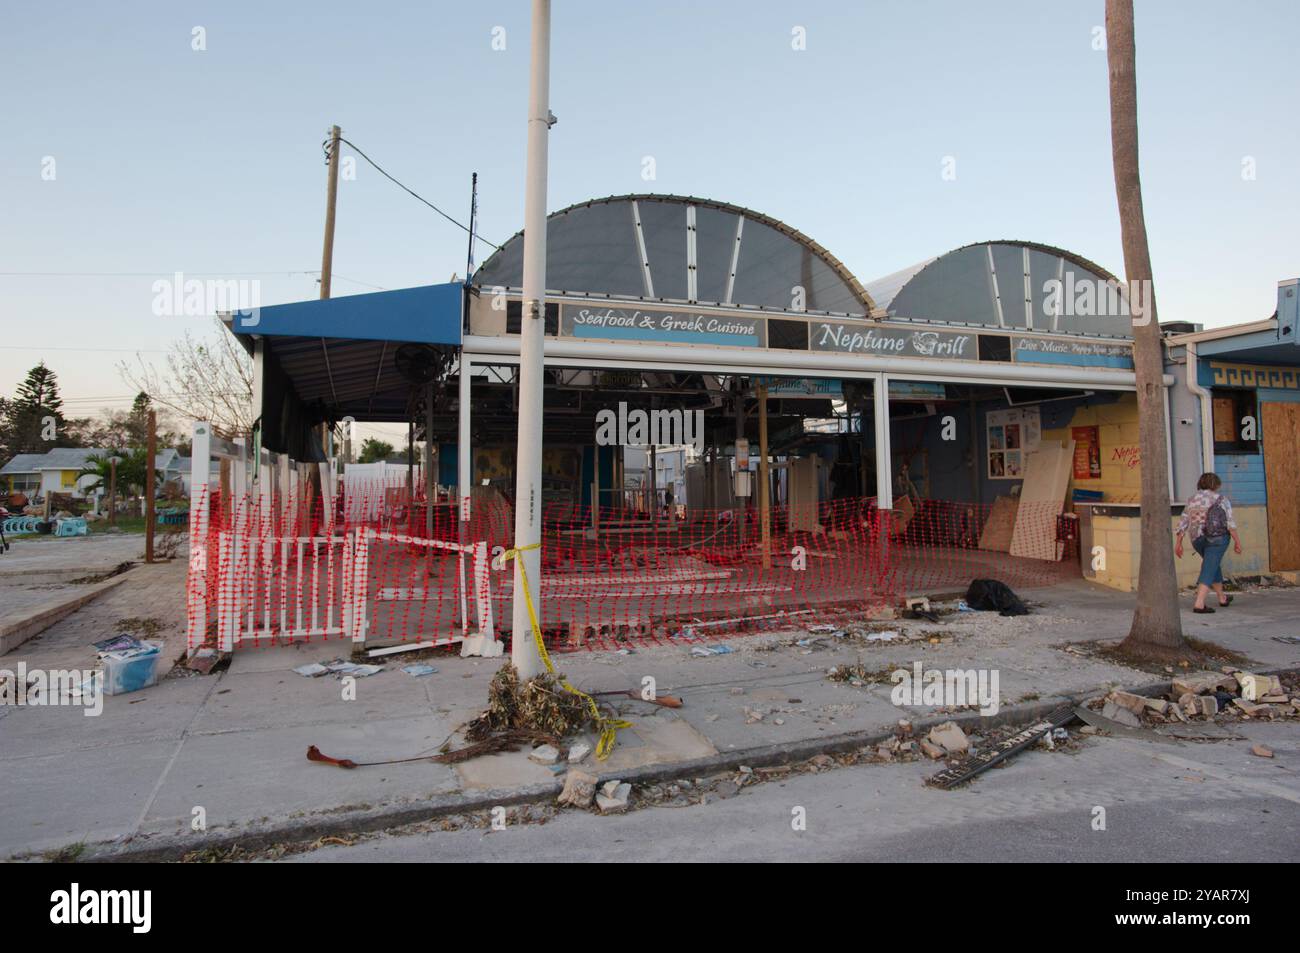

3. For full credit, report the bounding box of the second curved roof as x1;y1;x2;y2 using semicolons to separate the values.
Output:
864;241;1131;338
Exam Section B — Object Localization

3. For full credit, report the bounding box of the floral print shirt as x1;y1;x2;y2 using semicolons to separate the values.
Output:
1176;489;1236;540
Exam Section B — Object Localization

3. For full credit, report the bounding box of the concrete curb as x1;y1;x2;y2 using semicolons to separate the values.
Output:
0;574;130;655
65;664;1298;863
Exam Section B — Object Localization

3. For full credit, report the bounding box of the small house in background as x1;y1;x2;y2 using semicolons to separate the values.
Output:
0;447;107;500
152;448;193;495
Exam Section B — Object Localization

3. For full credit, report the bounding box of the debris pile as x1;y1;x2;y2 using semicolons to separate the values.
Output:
1091;668;1298;729
826;660;896;688
466;665;594;741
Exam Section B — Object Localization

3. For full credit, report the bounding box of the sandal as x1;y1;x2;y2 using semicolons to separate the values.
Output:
1193;606;1215;614
1218;595;1234;607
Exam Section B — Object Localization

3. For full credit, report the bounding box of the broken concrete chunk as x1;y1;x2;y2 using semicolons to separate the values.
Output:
1101;699;1142;728
927;720;970;754
567;741;591;763
1238;672;1284;702
556;770;598;808
1181;694;1217;717
1109;690;1148;715
1143;697;1169;715
596;781;632;813
528;744;560;765
919;739;947;760
1171;672;1235;697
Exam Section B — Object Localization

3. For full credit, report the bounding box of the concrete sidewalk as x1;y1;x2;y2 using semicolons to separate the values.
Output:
1;558;1297;860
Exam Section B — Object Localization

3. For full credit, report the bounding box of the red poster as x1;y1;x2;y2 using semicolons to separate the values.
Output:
1072;425;1101;479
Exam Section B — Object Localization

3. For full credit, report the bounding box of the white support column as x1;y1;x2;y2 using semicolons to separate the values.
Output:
458;354;473;523
872;373;893;509
458;352;502;658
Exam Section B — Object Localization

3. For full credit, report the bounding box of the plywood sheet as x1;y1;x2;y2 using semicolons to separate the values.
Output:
1009;440;1075;561
978;495;1019;552
788;457;821;533
893;494;915;535
1262;402;1300;571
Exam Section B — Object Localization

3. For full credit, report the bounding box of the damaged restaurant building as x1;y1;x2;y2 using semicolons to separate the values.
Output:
188;194;1298;654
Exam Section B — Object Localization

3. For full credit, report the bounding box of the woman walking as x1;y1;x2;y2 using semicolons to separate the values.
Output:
1174;473;1242;613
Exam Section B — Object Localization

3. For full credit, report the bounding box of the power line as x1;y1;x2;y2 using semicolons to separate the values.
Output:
0;270;318;278
326;272;389;291
330;135;501;252
1;269;388;291
0;345;170;353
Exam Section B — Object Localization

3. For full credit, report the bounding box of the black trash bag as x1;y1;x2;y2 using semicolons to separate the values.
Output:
964;578;1030;616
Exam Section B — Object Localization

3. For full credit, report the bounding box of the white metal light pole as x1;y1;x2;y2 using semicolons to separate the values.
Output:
510;0;553;679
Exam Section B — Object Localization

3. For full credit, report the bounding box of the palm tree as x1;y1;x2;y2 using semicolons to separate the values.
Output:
1106;0;1186;654
79;449;159;500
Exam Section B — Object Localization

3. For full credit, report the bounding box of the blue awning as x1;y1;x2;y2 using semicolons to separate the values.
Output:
230;282;463;345
225;282;464;425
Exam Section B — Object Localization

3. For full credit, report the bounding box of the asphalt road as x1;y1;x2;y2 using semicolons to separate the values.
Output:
281;719;1299;863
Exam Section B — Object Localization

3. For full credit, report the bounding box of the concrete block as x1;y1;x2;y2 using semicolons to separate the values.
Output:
1109;690;1148;714
927;721;969;754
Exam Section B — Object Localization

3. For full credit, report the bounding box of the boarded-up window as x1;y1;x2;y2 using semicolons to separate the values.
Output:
1212;389;1259;452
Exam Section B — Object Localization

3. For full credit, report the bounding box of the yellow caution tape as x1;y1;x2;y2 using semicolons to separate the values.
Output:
503;543;631;760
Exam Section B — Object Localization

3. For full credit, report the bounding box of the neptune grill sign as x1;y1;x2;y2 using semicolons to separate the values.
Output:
812;321;974;359
560;305;764;347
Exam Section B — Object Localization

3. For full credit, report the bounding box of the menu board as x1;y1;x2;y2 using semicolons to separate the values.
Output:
986;407;1041;480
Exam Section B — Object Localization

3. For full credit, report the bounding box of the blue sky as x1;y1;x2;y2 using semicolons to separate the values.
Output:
2;0;1296;434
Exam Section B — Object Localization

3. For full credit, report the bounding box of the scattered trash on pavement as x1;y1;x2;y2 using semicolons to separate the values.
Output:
690;644;734;657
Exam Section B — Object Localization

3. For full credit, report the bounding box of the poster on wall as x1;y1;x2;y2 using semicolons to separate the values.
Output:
1071;425;1101;479
987;407;1042;480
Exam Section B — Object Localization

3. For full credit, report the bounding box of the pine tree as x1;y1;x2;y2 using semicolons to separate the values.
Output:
5;363;78;453
126;391;153;448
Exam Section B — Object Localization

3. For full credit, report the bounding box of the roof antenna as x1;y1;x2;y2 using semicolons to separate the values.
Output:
464;172;479;285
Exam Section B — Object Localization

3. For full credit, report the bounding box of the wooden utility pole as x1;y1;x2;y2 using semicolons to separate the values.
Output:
758;384;771;568
108;458;117;528
145;411;157;562
320;124;341;300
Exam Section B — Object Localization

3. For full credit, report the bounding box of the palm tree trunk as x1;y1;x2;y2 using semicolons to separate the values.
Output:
1106;0;1186;651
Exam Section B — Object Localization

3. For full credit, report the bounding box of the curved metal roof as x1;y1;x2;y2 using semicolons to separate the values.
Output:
471;194;875;317
864;240;1130;338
